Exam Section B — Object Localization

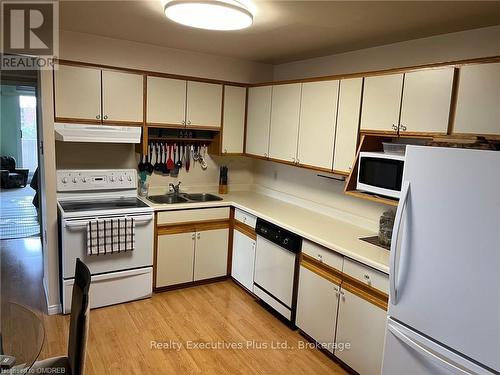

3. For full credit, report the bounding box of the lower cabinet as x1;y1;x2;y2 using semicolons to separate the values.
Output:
194;228;229;281
335;287;387;375
156;229;229;288
296;265;340;353
231;230;256;291
156;232;195;287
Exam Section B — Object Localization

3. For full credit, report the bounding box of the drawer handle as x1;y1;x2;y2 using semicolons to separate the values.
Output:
317;254;323;262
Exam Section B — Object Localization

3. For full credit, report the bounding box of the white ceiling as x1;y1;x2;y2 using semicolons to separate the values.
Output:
59;1;500;64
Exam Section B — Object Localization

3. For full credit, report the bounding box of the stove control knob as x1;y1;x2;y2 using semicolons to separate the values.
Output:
127;175;132;181
119;176;124;182
283;238;289;245
110;176;115;182
62;177;68;184
72;177;78;183
82;177;88;183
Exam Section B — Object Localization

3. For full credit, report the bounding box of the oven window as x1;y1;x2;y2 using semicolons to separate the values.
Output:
359;157;404;191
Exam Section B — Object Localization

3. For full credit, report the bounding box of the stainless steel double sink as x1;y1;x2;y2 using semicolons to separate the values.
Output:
148;193;223;204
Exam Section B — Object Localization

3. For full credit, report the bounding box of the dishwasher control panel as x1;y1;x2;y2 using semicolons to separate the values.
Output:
256;218;302;253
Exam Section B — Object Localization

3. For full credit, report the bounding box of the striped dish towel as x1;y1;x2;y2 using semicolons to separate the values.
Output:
86;217;135;256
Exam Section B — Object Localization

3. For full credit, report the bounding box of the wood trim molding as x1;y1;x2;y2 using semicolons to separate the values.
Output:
154;275;229;293
102;120;143;126
54;117;102;125
301;253;389;310
233;220;257;240
157;219;230;235
345;190;399;207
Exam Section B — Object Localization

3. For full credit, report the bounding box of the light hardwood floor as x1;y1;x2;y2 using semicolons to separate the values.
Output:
1;238;347;374
41;281;348;374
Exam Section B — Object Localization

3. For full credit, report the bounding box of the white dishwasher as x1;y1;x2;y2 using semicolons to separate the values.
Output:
253;218;302;324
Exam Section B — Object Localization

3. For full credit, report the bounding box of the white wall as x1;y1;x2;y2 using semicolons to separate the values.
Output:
41;30;272;314
273;26;500;80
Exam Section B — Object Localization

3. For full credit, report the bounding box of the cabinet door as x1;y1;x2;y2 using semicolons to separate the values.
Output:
186;81;223;128
245;86;272;157
268;83;302;162
361;74;403;132
222;86;246;154
147;76;186;126
194;228;229;281
156;232;195;288
297;81;339;169
296;266;339;353
333;78;362;174
454;62;500;136
102;70;143;123
335;288;387;375
400;68;454;134
54;64;101;122
231;230;256;291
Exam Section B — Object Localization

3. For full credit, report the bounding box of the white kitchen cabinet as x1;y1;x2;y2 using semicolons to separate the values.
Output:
193;229;229;281
246;86;272;157
335;288;387;375
147;76;187;126
400;68;454;134
296;266;340;353
297;81;339;169
361;73;403;132
156;232;195;287
454;62;500;136
231;230;256;291
186;81;223;128
222;86;246;154
333;78;363;174
102;70;143;123
54;64;101;122
268;83;302;162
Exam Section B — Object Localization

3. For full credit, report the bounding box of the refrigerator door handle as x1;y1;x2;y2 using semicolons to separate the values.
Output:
389;180;410;305
388;323;476;375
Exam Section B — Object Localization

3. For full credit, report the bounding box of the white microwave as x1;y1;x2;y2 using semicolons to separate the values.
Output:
357;152;405;199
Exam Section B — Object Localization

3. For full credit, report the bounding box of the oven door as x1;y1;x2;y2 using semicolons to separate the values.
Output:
61;213;154;279
357;155;405;198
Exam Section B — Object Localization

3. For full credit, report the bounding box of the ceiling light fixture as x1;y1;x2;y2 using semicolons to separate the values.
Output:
163;0;253;31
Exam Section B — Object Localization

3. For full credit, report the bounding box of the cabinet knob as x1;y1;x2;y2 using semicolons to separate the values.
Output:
192;233;195;240
182;120;186;125
197;232;200;239
96;114;101;120
392;124;398;131
187;120;191;125
400;124;407;131
264;153;268;157
296;159;300;164
103;115;108;120
292;157;296;163
317;254;323;262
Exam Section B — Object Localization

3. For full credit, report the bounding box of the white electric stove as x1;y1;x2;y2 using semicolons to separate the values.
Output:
57;169;154;314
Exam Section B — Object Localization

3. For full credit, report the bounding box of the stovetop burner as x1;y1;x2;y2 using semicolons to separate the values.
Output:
59;197;148;212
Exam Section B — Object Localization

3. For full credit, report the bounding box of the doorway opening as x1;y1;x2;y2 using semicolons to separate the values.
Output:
0;80;40;239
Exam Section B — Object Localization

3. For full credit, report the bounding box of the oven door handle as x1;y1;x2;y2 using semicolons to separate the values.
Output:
64;215;153;229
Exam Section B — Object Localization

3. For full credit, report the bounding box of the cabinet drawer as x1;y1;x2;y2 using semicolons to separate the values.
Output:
234;208;257;228
157;207;230;225
301;240;343;271
343;258;389;294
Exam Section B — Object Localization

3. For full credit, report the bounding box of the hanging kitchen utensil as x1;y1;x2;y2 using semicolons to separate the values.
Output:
154;143;161;172
146;143;154;174
138;153;146;172
186;143;191;172
200;144;208;170
181;144;186;169
161;143;169;174
166;143;174;170
170;144;179;177
176;143;183;169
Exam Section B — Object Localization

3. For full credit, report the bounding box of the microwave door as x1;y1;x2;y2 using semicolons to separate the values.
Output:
357;156;404;198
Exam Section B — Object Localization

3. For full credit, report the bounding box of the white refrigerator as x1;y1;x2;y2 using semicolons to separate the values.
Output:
382;146;500;375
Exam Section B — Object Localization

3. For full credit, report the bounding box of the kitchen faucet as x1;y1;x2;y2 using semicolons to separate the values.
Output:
169;182;182;194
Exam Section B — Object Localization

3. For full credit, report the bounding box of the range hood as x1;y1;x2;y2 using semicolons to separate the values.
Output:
54;123;141;143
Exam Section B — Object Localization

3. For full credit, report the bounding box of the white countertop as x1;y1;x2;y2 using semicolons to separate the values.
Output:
143;191;390;274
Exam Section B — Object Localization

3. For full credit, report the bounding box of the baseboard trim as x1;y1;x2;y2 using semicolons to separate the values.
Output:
43;276;62;315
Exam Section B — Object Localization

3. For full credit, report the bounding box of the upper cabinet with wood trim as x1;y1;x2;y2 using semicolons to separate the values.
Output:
268;83;302;163
102;70;143;124
361;73;403;133
54;64;144;125
54;64;102;123
221;85;246;154
400;68;454;135
297;81;339;170
147;76;186;126
454;62;500;137
246;86;272;157
333;78;363;174
186;81;223;128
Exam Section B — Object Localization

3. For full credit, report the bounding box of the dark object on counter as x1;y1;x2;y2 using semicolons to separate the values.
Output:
379;209;395;247
360;235;390;251
219;166;228;194
0;156;29;188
